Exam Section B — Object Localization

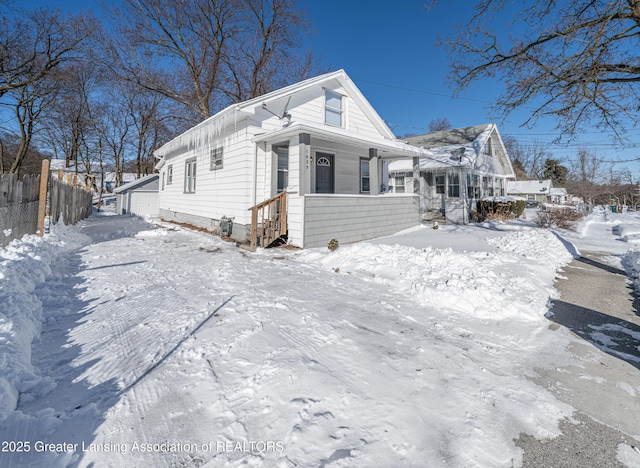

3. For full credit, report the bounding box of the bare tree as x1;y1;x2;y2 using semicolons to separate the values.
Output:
0;8;94;98
124;85;172;177
0;8;95;174
502;136;553;179
565;149;610;203
224;0;314;102
428;117;452;132
1;72;58;174
108;0;315;122
432;0;640;139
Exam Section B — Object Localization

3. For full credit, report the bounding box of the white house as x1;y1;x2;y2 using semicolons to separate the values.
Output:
154;70;430;249
114;174;159;216
507;180;553;203
549;187;568;204
389;124;516;224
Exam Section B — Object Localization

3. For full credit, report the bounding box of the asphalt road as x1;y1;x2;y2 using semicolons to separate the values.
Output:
515;251;640;467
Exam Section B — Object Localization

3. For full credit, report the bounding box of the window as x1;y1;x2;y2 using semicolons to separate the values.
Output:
486;138;494;156
448;173;460;197
482;176;493;197
210;147;223;171
393;175;405;193
467;173;480;198
496;178;505;196
167;164;173;185
276;146;288;193
435;174;445;194
360;158;370;193
185;158;196;193
162;172;165;191
324;90;343;126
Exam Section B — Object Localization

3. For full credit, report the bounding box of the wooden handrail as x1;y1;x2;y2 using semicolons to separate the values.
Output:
248;191;287;251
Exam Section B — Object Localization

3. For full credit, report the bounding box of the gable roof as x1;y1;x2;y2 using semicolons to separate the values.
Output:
507;179;553;195
113;173;159;193
155;69;397;164
404;124;491;149
390;123;499;171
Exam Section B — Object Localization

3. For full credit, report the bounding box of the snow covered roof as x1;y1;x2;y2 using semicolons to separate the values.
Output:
404;124;491;149
155;69;397;164
252;122;432;159
113;173;159;194
550;187;567;196
49;159;102;173
507;180;553;195
389;124;495;172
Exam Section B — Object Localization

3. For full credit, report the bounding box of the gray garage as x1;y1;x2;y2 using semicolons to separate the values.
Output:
114;174;159;216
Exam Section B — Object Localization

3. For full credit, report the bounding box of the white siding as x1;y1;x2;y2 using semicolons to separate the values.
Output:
310;138;370;195
287;194;304;247
158;121;254;225
248;83;388;141
302;194;420;248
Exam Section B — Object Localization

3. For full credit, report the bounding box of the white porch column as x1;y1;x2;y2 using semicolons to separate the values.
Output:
298;133;311;195
412;157;420;194
369;148;379;195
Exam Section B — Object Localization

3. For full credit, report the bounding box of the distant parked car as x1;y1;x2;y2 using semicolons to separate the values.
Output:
526;200;540;208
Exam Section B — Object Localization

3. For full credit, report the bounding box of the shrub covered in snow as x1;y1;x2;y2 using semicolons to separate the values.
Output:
535;206;583;229
473;198;526;222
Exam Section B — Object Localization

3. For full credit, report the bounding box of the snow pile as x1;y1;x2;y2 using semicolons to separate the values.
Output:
297;228;572;321
0;225;90;421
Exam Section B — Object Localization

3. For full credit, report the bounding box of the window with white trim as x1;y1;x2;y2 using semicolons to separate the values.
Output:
167;164;173;185
184;158;196;193
275;146;288;193
391;173;410;193
467;173;480;198
496;178;505;196
448;172;460;197
360;158;370;193
210;147;223;171
482;176;494;196
324;90;343;127
435;174;445;194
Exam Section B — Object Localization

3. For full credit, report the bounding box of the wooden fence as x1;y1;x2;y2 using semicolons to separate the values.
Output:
0;173;41;247
1;160;93;247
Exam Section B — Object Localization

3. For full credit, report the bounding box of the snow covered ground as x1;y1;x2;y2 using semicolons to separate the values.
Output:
1;207;639;467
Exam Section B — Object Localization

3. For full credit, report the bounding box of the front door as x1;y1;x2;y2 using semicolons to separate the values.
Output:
315;152;334;193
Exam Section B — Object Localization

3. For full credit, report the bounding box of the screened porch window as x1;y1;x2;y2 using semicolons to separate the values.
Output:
496;178;505;196
448;173;460;197
435;174;445;194
467;173;480;198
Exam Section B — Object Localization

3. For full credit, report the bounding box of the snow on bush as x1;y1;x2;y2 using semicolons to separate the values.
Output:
298;228;572;322
0;225;90;421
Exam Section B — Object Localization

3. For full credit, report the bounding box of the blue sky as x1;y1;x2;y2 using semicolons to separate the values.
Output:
20;0;640;177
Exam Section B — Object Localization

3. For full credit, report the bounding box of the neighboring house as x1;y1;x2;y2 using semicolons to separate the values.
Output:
49;160;136;193
507;180;553;203
550;187;568;204
154;69;430;249
114;174;159;216
389;124;516;224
